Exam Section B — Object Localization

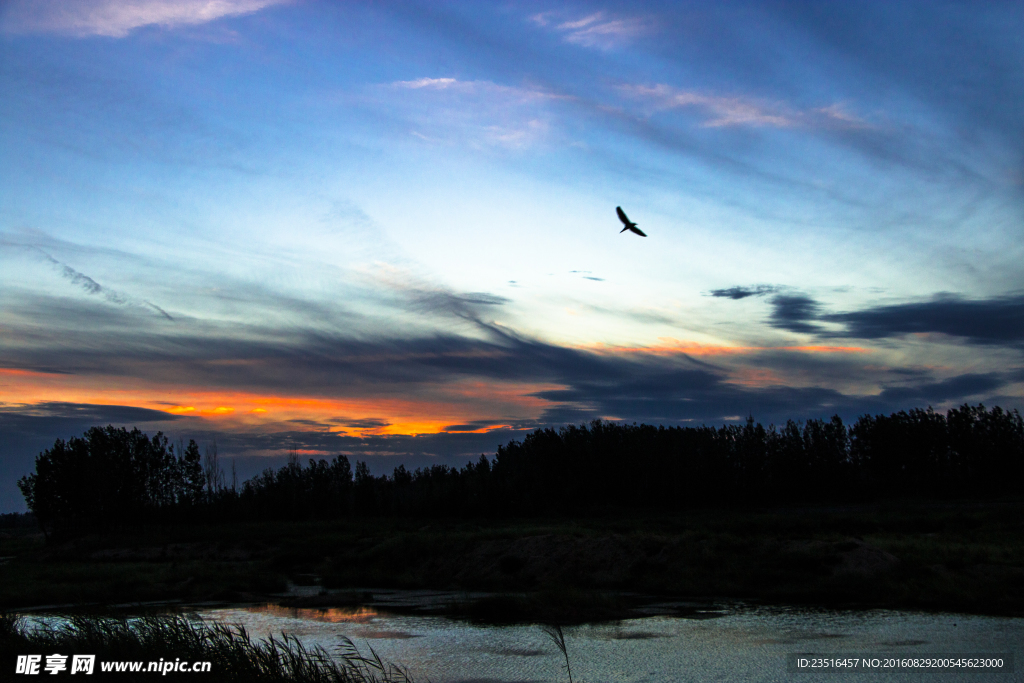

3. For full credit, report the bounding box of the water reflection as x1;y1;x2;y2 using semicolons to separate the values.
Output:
248;604;381;624
195;600;1023;683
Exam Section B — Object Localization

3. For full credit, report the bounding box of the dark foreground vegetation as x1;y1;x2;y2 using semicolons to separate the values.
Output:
17;404;1024;538
1;499;1022;619
0;613;412;681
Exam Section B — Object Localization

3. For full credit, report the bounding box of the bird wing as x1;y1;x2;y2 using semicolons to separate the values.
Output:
616;206;630;225
630;226;647;237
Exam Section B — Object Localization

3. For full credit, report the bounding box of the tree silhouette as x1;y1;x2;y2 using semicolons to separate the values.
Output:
18;405;1024;537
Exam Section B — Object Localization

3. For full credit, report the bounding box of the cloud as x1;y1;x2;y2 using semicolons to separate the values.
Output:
877;373;1006;404
2;293;1021;512
385;77;565;150
391;280;511;325
390;77;561;102
393;77;459;90
824;294;1024;346
768;294;822;334
709;285;780;300
331;417;391;430
34;248;174;320
0;401;183;424
728;290;1024;347
531;10;648;50
1;0;289;38
619;84;871;130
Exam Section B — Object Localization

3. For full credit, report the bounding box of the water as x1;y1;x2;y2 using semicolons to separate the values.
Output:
196;596;1023;682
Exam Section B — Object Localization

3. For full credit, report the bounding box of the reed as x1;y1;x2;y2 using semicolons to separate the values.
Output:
541;624;573;683
0;612;412;682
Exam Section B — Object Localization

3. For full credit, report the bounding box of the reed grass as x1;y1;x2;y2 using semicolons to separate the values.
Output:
541;624;573;683
0;612;413;682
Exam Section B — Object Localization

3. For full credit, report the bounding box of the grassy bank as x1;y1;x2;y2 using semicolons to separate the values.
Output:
0;613;411;681
1;498;1022;620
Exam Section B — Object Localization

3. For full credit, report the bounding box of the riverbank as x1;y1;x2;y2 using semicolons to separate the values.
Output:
2;498;1022;621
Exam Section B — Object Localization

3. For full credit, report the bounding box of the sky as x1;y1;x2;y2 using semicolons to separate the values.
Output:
1;0;1023;511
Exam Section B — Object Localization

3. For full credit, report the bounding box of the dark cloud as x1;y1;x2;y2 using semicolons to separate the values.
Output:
533;369;1018;430
768;294;822;333
3;287;1019;413
333;417;392;430
824;294;1024;345
709;285;779;300
877;373;1006;404
1;401;182;424
441;417;547;434
532;370;847;426
746;291;1024;346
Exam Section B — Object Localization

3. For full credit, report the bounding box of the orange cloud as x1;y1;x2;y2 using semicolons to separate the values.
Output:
0;368;67;378
725;368;787;387
579;338;870;357
579;338;757;356
778;345;870;354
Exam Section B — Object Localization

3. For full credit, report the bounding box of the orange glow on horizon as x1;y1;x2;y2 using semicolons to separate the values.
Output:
0;373;558;438
1;339;869;443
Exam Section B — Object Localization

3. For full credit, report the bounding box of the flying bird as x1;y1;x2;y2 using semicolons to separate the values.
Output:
616;206;646;236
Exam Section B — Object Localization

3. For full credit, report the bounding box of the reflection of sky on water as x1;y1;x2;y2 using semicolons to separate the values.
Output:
248;604;382;625
196;604;1024;683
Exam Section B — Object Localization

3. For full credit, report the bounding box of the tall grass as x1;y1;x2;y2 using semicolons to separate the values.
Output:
0;612;412;682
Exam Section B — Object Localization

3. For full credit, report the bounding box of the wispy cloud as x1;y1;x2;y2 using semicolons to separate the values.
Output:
619;84;870;130
1;0;289;38
531;10;648;50
386;77;565;149
391;77;561;102
34;248;174;320
393;77;458;90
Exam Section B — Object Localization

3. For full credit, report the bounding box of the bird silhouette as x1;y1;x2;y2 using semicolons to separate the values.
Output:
616;206;646;236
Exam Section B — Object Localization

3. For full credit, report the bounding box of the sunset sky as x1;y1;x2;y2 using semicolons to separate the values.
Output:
2;1;1023;510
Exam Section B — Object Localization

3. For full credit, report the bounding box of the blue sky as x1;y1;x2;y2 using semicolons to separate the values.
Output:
1;0;1023;510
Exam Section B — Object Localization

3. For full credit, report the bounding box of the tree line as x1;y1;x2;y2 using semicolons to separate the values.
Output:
17;404;1024;537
